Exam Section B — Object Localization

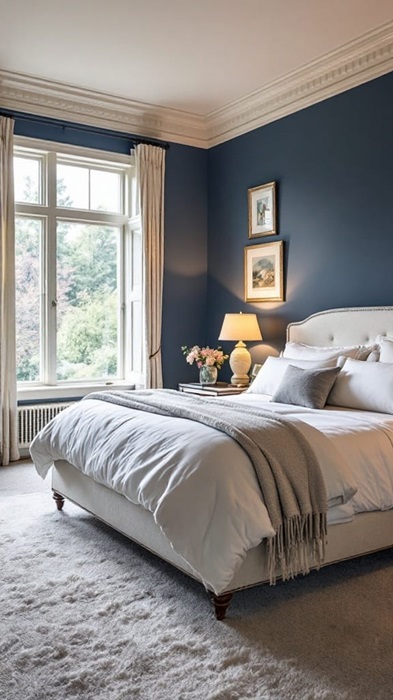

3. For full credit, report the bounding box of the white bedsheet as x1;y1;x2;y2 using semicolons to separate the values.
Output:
30;394;393;594
231;394;393;515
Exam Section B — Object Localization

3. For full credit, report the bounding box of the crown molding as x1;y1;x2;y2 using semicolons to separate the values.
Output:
0;20;393;150
0;70;207;148
206;20;393;146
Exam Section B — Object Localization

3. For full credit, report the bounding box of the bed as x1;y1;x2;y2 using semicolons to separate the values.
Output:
30;306;393;619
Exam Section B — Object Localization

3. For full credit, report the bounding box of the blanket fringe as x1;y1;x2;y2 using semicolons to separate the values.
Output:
268;512;327;584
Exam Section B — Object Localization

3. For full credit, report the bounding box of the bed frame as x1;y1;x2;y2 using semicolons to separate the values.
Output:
51;306;393;619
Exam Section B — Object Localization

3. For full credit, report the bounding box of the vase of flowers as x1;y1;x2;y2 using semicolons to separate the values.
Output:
199;364;218;385
181;345;228;385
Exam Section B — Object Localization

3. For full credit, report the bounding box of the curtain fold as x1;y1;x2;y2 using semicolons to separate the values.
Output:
135;143;166;389
0;117;19;465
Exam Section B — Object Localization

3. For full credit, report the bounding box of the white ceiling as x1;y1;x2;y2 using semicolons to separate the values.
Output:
0;0;392;146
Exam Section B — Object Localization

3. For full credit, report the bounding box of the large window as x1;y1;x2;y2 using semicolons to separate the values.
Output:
14;139;142;394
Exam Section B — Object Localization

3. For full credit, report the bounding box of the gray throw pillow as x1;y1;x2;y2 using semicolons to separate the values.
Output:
271;364;341;409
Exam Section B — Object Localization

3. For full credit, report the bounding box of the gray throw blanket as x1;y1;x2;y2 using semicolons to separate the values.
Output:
84;389;328;583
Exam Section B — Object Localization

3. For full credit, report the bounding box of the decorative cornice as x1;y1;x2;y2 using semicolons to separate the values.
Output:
0;71;207;148
0;20;393;149
206;20;393;146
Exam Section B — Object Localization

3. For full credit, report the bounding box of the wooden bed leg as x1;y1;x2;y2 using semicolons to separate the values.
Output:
210;592;233;620
53;491;65;511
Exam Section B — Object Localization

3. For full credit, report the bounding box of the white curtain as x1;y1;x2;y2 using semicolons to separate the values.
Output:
135;143;166;389
0;117;19;465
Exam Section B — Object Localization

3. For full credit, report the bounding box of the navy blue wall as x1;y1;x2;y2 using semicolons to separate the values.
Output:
207;71;393;378
12;116;208;388
163;144;208;386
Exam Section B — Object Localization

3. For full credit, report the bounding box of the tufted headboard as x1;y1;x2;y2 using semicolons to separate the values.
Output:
287;306;393;347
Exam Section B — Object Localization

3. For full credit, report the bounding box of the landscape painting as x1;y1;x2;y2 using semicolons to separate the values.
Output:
244;241;283;302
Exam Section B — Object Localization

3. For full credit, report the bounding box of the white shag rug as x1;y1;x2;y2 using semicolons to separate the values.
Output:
0;488;392;700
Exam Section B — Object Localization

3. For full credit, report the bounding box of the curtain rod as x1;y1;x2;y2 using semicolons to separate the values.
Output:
0;110;170;150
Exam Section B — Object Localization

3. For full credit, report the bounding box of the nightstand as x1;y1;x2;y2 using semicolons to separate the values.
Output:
178;382;248;397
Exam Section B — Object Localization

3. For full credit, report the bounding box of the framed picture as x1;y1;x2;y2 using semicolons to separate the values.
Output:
248;181;276;238
244;240;284;302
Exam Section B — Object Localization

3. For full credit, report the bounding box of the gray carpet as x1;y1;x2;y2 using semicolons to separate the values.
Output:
0;462;392;700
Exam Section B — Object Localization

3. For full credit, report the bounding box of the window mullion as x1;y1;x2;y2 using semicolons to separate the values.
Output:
118;227;125;378
55;208;127;226
45;152;57;384
39;217;47;383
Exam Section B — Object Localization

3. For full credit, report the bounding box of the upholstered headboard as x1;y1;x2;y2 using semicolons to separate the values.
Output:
287;306;393;346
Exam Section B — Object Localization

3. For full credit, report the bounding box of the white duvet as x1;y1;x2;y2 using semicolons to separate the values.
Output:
30;393;393;594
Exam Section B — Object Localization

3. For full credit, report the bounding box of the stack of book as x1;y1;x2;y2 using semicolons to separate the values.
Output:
178;382;247;396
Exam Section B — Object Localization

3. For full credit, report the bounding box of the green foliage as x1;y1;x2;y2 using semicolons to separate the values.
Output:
57;223;117;305
15;216;41;381
57;290;118;380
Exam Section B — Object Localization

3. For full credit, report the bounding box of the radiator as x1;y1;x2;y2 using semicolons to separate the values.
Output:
18;402;75;449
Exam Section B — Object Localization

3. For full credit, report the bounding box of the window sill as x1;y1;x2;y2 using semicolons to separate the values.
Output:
17;381;139;404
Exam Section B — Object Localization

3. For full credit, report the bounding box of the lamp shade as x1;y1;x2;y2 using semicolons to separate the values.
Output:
218;313;262;342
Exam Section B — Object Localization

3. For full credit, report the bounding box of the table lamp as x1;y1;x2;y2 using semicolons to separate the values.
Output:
218;312;262;385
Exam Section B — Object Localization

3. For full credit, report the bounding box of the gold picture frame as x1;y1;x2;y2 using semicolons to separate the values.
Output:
244;240;284;302
248;181;276;238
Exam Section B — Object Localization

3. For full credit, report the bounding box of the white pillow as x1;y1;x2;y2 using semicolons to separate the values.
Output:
327;357;393;413
376;335;393;363
283;341;378;362
247;356;338;396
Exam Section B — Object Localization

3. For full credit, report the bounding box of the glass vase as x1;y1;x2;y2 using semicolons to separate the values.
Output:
199;365;218;385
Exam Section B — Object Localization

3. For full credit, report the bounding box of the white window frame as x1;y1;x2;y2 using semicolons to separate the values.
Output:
14;137;143;401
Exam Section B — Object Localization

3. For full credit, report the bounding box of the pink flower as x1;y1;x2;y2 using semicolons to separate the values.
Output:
181;344;229;370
